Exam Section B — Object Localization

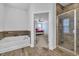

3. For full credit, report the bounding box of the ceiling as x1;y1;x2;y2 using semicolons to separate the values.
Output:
60;3;71;6
7;3;30;10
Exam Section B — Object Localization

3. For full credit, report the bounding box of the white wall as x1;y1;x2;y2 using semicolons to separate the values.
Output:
0;4;30;31
0;4;5;31
4;6;30;31
0;3;56;50
49;4;56;49
30;3;56;50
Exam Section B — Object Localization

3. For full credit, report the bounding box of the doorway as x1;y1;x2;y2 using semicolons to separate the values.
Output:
34;12;49;49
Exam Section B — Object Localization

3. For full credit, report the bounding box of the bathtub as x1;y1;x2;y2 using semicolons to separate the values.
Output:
0;35;30;53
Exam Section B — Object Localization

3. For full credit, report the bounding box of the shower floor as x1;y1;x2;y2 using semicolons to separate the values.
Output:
60;38;74;51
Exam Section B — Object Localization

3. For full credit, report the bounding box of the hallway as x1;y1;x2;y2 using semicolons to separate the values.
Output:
36;35;48;48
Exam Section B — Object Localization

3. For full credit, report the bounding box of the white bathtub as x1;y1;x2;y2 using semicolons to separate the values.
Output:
0;35;30;53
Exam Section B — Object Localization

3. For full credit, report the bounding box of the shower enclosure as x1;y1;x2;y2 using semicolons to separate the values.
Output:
57;9;79;55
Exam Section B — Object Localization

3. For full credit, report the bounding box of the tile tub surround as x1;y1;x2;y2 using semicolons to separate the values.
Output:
0;31;30;38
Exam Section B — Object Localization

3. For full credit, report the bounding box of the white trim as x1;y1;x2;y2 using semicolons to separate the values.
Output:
30;12;35;47
33;11;50;14
74;9;76;54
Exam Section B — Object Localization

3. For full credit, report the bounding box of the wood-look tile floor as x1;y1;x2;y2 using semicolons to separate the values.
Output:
36;35;48;48
0;47;75;56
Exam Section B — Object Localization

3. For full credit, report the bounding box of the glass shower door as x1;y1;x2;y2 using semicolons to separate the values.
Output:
58;10;74;51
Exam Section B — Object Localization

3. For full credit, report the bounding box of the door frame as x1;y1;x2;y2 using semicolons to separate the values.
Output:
33;11;49;48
